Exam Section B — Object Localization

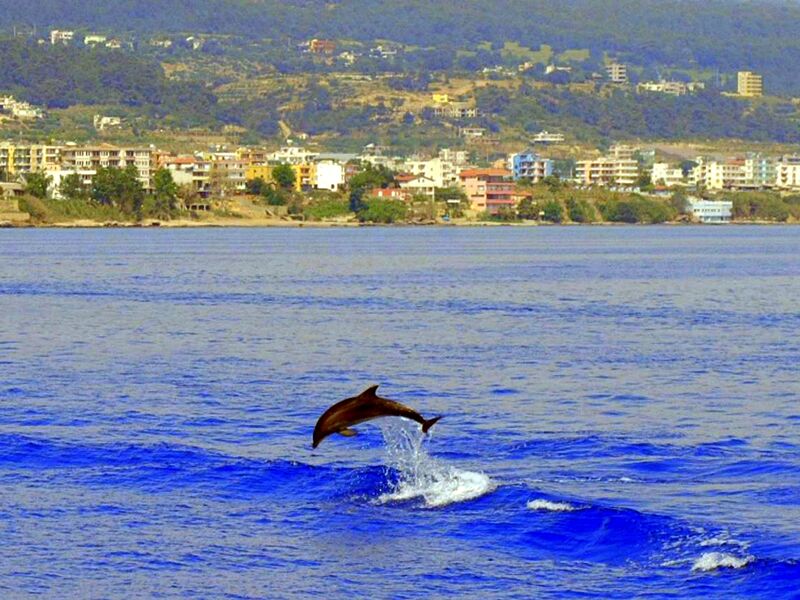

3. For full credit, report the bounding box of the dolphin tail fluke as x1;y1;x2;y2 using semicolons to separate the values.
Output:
422;416;442;434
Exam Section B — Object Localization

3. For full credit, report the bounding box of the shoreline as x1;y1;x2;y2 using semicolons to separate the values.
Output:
3;219;795;229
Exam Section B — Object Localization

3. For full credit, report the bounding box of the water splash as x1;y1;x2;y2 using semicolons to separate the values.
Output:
692;552;755;572
527;499;580;512
374;419;494;508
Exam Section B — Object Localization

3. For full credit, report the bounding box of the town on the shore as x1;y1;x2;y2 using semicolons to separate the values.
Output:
1;63;798;225
6;132;800;225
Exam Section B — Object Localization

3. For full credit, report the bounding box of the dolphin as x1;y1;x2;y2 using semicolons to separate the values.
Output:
312;385;442;448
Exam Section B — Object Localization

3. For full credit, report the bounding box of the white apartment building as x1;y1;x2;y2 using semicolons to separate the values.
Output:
651;163;685;187
575;145;638;187
775;156;800;190
268;146;319;165
606;63;628;84
315;160;345;191
690;155;775;190
61;145;153;189
402;149;470;188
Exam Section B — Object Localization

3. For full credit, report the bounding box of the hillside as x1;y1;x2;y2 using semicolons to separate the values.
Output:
3;1;800;93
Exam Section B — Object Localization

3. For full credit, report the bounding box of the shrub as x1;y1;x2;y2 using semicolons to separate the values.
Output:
357;198;408;223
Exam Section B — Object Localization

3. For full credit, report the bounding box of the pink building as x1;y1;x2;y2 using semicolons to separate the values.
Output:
459;168;514;213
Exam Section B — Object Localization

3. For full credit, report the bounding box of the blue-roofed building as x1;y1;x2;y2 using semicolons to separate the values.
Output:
510;151;554;183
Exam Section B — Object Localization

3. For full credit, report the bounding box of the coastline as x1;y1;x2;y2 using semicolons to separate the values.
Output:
3;218;794;229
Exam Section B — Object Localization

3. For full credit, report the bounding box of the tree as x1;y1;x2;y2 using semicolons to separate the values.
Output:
541;199;564;223
58;173;89;202
272;163;296;191
24;171;52;199
245;177;267;196
91;165;145;216
150;168;179;219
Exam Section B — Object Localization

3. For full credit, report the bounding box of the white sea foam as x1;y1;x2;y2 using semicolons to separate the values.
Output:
699;536;751;550
526;499;579;512
691;552;754;572
374;420;494;508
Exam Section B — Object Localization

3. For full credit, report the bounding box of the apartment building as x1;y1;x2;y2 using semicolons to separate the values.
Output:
774;155;800;190
403;149;469;188
459;168;514;214
651;163;685;187
606;63;628;84
315;160;345;191
575;145;638;187
690;155;774;190
0;143;62;175
737;71;764;97
61;145;153;189
510;151;554;183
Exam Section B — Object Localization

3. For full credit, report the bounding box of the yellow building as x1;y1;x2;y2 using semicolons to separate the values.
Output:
292;163;316;190
432;93;450;105
244;163;316;190
0;143;62;175
737;71;763;97
245;164;273;183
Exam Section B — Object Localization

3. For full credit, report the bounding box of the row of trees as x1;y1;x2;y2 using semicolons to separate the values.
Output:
24;166;180;219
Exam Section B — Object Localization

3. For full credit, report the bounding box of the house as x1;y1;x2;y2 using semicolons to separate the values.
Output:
369;188;412;202
307;39;336;55
396;174;436;200
84;35;107;46
532;131;565;144
93;115;123;131
50;30;74;45
459;168;514;214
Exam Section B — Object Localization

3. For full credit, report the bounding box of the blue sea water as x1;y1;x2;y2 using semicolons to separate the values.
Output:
0;226;798;599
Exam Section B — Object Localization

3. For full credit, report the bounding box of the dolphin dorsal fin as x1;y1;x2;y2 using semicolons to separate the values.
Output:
361;385;380;399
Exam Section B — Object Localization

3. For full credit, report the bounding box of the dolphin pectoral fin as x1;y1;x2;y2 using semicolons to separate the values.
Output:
338;428;358;437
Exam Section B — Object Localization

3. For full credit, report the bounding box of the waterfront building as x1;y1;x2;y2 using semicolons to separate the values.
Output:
459;168;514;214
688;198;733;223
737;71;763;97
775;155;800;190
0;143;62;175
61;144;153;189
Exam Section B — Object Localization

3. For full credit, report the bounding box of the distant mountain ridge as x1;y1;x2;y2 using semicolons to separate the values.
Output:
2;1;799;90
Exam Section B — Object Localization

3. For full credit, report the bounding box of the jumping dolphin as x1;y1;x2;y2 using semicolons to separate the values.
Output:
312;385;442;448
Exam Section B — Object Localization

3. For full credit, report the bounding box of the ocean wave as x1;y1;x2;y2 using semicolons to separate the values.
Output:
691;552;755;572
526;499;580;512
